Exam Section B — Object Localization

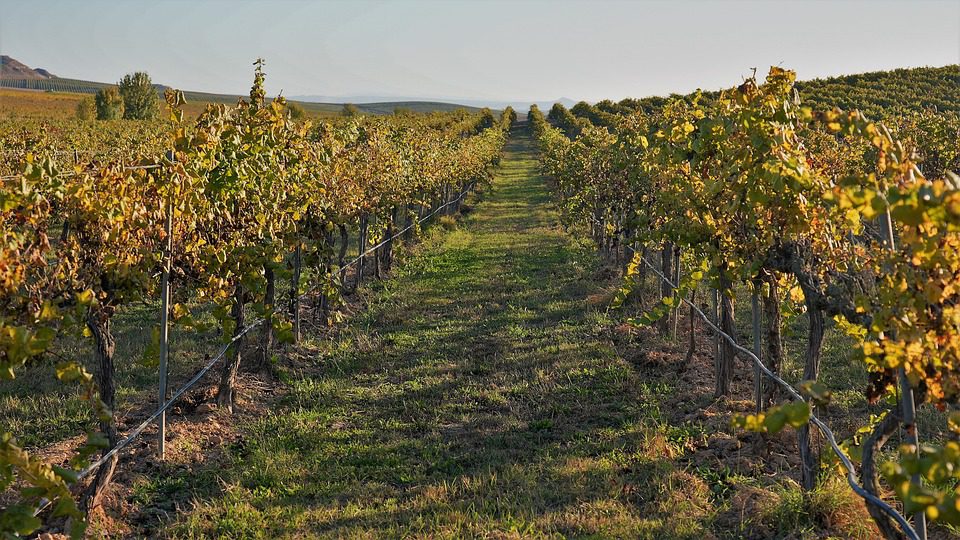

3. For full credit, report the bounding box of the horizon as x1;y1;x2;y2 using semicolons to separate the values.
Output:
0;0;958;105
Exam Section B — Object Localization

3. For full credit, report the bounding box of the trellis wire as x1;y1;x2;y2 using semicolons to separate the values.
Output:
30;318;263;519
0;162;163;181
336;186;469;276
621;240;919;540
75;320;262;481
32;183;472;518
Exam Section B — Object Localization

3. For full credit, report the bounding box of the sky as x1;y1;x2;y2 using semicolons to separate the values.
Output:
0;0;958;104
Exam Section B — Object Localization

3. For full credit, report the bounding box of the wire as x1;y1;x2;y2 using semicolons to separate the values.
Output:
31;185;471;518
75;319;262;480
336;189;467;276
620;239;919;540
30;319;262;517
0;163;163;181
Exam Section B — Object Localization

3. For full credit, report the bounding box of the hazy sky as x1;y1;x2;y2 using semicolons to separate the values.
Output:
1;0;958;103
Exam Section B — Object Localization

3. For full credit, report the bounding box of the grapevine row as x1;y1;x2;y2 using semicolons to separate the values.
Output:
0;63;513;537
530;67;960;538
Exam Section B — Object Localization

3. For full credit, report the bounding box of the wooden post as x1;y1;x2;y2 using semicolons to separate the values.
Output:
320;229;333;323
712;287;721;389
374;214;383;280
338;224;348;267
385;206;398;272
257;264;275;371
403;203;414;242
217;284;245;412
715;275;735;398
658;243;674;338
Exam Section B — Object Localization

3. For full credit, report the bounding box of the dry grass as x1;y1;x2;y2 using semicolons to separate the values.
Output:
0;88;307;120
0;88;86;118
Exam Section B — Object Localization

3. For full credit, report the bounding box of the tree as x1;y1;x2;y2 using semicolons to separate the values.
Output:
76;97;95;121
118;72;159;120
342;103;360;117
94;87;124;120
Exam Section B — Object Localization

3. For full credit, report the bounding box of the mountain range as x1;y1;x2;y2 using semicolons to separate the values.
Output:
0;55;56;79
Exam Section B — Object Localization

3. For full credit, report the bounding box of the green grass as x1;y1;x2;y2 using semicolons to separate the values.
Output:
148;125;876;539
0;216;383;452
0;301;224;449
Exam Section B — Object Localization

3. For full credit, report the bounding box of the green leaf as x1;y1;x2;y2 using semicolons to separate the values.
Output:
799;381;832;407
763;410;787;433
56;362;90;383
0;504;42;535
52;465;79;484
782;401;811;428
75;289;96;306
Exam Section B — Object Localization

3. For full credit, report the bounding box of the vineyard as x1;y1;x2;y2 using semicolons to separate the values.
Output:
0;62;513;537
529;66;960;538
1;59;960;539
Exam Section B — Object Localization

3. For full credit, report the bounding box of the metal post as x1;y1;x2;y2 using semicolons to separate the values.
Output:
157;194;173;459
292;242;301;343
752;283;762;413
881;210;926;539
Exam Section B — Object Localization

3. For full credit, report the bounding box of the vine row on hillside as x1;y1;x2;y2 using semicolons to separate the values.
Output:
530;67;960;538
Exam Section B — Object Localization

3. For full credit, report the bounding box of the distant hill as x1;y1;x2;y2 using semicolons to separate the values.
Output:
294;94;576;111
0;55;55;79
0;56;489;116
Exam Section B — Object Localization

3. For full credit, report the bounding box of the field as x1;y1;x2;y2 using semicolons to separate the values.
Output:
5;125;880;538
526;64;960;540
145;125;881;539
2;60;960;540
0;85;486;120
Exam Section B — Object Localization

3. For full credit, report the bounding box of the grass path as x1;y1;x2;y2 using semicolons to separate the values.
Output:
165;124;713;539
